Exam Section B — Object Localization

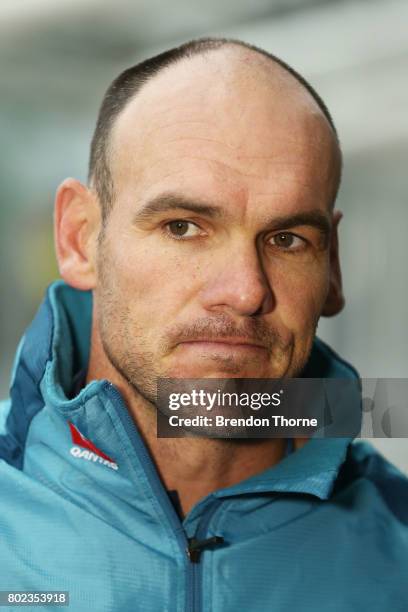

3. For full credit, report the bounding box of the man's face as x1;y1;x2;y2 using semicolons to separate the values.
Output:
93;51;341;402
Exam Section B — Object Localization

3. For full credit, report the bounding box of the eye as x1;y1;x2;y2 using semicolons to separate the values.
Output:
269;232;306;251
165;220;203;239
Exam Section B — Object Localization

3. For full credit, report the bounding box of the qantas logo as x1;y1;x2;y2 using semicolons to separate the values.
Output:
69;422;118;471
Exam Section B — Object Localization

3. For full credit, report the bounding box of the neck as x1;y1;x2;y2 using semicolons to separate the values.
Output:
87;323;307;518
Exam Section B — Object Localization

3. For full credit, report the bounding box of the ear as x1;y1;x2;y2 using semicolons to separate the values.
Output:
321;209;345;317
54;178;101;290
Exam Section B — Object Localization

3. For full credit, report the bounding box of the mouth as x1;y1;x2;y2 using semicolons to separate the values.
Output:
177;338;268;353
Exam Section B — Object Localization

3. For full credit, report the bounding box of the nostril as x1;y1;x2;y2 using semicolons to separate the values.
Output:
252;304;264;317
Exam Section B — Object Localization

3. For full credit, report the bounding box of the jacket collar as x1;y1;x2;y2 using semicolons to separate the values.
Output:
212;437;352;501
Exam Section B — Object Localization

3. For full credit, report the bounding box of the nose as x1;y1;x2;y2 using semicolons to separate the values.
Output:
199;241;274;317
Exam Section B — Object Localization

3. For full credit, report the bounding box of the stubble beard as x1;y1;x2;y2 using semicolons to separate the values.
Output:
96;241;317;419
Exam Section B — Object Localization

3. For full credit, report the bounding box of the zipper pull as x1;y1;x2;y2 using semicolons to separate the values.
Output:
187;535;224;563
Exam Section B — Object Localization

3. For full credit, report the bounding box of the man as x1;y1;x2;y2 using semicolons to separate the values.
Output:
0;37;406;611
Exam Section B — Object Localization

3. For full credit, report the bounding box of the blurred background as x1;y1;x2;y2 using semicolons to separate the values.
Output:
1;0;407;470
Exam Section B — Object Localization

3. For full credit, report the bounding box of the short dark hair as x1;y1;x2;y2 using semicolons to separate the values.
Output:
88;37;341;220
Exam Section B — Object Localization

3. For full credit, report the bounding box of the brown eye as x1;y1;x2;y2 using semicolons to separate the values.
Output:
274;233;295;248
165;220;202;239
269;233;305;251
168;221;190;236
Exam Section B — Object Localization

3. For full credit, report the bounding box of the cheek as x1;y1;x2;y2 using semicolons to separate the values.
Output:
108;234;202;320
269;258;329;331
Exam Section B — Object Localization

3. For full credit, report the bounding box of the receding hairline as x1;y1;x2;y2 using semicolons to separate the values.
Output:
113;43;338;137
88;37;342;216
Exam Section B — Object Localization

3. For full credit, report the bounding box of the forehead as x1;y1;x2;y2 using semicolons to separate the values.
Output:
109;49;340;215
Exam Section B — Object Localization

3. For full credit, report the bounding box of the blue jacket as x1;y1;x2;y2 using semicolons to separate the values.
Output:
0;281;407;611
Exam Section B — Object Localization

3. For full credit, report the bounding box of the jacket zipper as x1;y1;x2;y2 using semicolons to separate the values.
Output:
186;500;222;612
104;382;223;612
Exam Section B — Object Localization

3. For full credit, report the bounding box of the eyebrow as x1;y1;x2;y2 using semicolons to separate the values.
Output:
133;193;223;223
264;211;331;238
133;191;331;239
